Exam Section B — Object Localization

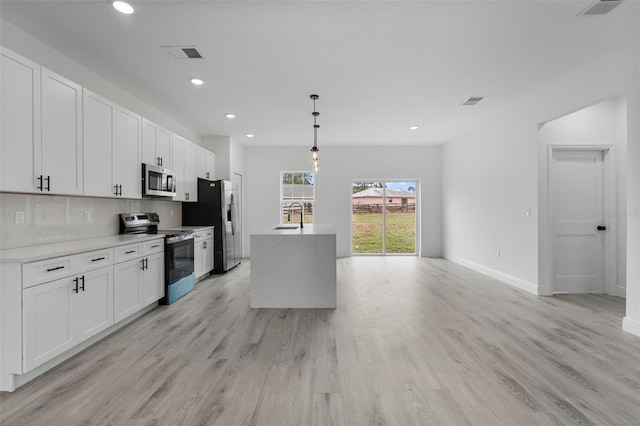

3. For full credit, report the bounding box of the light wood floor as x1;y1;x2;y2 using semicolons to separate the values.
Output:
1;257;639;425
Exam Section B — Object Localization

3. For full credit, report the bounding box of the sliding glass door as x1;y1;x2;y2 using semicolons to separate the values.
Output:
352;181;417;255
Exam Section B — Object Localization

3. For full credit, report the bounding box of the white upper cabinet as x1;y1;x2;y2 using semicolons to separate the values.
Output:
142;119;172;169
41;67;83;195
184;141;197;202
172;134;186;202
196;147;216;181
172;135;197;202
83;89;116;197
115;106;142;199
0;47;41;193
1;46;215;202
1;49;82;196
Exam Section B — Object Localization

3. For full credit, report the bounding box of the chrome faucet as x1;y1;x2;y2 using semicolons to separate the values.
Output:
288;202;304;229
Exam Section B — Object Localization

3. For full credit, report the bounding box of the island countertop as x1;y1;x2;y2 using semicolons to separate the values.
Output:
253;224;335;236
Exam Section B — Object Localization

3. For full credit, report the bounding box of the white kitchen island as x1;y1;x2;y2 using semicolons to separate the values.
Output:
250;224;336;308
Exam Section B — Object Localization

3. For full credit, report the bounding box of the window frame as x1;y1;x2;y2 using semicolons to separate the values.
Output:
280;170;315;225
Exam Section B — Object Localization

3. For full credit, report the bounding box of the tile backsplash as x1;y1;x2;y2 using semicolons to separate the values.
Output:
0;193;181;249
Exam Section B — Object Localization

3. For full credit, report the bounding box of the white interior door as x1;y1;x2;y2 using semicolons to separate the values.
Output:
550;150;605;293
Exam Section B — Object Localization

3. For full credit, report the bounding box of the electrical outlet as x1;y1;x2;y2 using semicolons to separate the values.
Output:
15;211;25;225
84;210;92;222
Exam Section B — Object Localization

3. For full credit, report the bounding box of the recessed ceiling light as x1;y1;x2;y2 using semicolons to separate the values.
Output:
190;78;204;86
112;1;134;14
225;113;236;119
246;134;254;138
409;125;419;130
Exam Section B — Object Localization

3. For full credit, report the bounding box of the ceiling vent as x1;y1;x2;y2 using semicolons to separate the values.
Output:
161;46;203;59
578;0;624;16
462;96;485;106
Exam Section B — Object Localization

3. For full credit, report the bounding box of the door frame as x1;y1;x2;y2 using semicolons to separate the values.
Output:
546;145;617;295
350;179;420;256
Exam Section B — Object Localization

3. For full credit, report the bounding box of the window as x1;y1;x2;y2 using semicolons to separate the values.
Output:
281;171;315;225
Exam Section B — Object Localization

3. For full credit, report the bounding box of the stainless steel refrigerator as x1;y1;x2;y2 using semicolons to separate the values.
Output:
182;178;242;273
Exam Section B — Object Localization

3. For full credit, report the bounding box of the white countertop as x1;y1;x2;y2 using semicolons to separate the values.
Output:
163;226;214;232
0;234;165;263
253;224;335;236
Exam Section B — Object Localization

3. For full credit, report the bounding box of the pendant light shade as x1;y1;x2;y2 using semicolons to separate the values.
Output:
310;94;320;172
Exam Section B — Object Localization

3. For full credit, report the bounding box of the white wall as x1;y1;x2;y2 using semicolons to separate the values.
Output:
244;146;442;258
537;98;627;297
443;43;640;336
623;40;640;337
442;114;539;293
0;19;201;144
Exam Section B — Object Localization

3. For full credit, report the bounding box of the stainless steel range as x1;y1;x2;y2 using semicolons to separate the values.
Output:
119;213;195;304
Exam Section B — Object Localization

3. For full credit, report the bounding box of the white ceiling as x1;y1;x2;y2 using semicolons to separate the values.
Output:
1;0;639;147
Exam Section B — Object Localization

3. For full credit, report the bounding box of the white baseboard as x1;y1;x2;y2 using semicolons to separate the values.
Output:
446;255;539;295
614;285;627;298
622;317;640;337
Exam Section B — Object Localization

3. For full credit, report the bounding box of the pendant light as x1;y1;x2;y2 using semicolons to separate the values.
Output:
310;94;320;172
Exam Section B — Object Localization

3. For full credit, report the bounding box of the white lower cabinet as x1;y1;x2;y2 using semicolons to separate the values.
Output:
142;252;164;304
114;242;164;322
113;257;144;323
22;265;113;372
194;228;214;279
18;239;164;378
76;267;114;342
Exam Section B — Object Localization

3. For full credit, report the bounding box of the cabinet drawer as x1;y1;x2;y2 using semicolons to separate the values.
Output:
204;229;214;238
142;239;164;255
76;248;113;272
23;256;73;289
114;244;141;263
193;232;204;241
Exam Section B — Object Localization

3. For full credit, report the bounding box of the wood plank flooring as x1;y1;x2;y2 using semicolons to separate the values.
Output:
1;257;639;425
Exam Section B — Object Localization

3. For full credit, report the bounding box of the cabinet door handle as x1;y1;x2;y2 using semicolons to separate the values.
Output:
125;250;136;254
203;241;207;249
37;175;43;191
150;244;160;249
119;184;123;196
206;172;210;179
141;259;146;270
145;258;149;270
91;257;106;262
45;176;51;192
114;184;120;196
160;157;163;166
157;156;162;166
73;277;79;293
47;266;65;272
80;275;85;291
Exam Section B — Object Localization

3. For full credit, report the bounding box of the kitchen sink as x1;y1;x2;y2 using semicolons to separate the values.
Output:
273;225;300;230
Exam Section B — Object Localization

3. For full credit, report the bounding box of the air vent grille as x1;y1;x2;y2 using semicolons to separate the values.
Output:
578;0;623;16
462;96;485;106
161;46;203;59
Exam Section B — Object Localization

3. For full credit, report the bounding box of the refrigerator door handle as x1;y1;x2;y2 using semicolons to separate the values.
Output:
230;193;236;236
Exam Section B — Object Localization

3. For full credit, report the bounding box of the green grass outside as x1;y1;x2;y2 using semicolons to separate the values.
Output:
352;212;415;254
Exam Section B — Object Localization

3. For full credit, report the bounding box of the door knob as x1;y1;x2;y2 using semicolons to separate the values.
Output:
597;225;606;231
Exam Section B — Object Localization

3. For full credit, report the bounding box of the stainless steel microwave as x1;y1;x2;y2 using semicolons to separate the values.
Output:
142;163;177;198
